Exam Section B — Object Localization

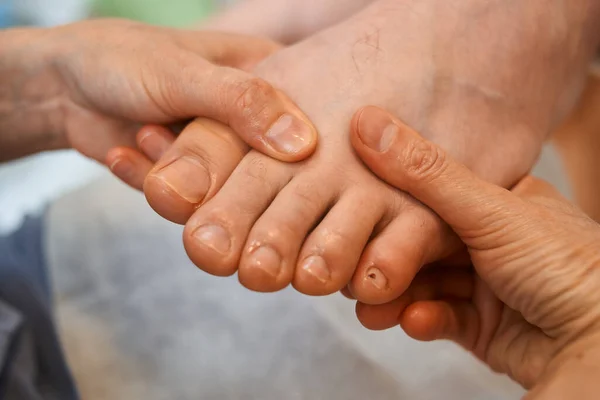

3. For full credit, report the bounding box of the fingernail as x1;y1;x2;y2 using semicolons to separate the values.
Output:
154;156;210;203
365;267;388;290
139;129;171;161
247;245;282;278
193;224;231;255
301;256;330;284
357;107;398;152
109;158;134;181
265;114;313;155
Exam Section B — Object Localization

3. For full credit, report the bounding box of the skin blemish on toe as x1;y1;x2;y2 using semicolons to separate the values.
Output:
192;224;231;255
301;256;331;284
246;245;282;278
365;266;388;290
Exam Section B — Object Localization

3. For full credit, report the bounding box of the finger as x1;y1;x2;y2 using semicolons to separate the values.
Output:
350;106;526;238
340;286;355;300
400;300;479;351
356;270;474;331
106;147;153;191
136;125;176;162
163;61;317;163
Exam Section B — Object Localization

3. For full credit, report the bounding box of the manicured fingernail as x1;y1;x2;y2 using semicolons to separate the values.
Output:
154;156;210;203
193;224;231;255
357;107;398;152
265;114;313;155
301;256;330;284
365;267;388;290
247;245;282;278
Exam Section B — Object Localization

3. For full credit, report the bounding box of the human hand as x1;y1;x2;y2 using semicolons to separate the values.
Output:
350;106;600;390
0;19;316;163
101;0;599;302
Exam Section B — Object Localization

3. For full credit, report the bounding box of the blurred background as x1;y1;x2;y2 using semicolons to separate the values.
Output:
0;0;230;234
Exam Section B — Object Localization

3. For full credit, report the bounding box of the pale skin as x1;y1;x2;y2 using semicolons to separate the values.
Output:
552;67;600;222
115;0;600;304
202;0;376;44
348;105;600;399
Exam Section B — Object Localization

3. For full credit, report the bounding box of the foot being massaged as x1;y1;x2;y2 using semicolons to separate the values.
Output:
2;0;600;398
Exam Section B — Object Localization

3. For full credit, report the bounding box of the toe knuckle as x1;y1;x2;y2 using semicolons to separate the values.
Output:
289;182;324;215
401;140;447;182
243;156;269;181
238;156;282;194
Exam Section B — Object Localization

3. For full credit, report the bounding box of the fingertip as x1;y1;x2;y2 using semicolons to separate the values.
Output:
261;112;318;162
137;125;176;162
400;302;447;342
106;147;152;191
340;286;356;300
355;297;409;331
353;106;403;152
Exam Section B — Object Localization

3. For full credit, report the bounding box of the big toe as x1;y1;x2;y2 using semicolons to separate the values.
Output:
144;118;249;224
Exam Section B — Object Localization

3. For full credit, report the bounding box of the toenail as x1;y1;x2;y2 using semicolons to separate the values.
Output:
193;224;231;255
301;256;330;284
246;245;282;278
264;114;313;155
357;107;398;152
365;267;388;290
154;156;211;203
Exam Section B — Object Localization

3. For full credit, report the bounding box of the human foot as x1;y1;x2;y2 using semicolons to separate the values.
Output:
552;67;600;221
145;0;599;303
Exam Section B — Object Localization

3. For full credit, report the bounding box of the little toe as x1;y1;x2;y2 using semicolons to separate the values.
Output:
106;147;153;191
350;206;458;305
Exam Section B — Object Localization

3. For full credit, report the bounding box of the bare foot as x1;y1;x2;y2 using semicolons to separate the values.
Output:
144;0;597;304
552;66;600;221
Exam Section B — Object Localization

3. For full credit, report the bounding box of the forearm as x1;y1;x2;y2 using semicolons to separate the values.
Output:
203;0;375;44
0;27;65;162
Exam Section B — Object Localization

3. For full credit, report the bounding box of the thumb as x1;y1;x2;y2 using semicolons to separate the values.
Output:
154;57;317;163
350;106;526;237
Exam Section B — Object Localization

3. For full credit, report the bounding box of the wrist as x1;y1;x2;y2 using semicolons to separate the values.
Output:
0;27;67;161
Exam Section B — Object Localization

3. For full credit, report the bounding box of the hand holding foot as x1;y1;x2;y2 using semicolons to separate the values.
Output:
128;0;600;303
352;106;600;393
0;19;317;164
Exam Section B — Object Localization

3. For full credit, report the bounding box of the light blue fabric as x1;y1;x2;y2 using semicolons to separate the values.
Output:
0;0;14;28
